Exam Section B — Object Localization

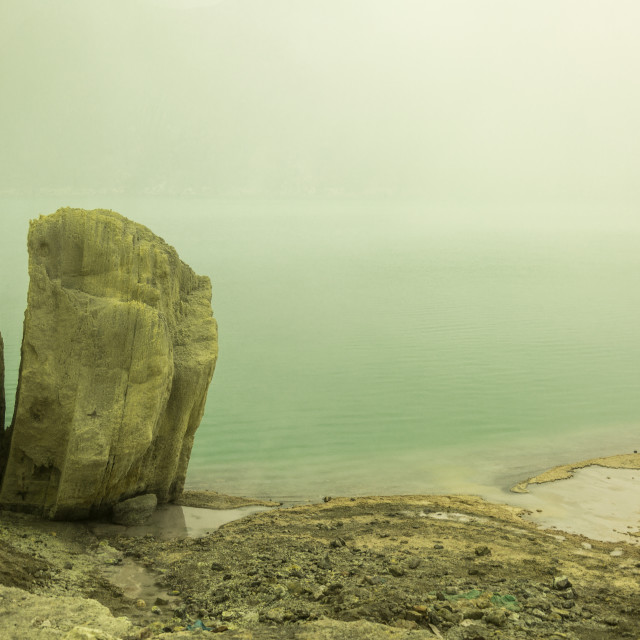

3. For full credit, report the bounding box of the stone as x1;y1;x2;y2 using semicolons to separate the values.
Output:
112;493;157;526
0;209;218;519
484;609;508;627
552;576;572;590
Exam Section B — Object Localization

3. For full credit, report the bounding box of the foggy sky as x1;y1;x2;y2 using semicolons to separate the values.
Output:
1;0;639;201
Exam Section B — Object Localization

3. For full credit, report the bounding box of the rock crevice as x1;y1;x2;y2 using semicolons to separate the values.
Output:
0;208;218;519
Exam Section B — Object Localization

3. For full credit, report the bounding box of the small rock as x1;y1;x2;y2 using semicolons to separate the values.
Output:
151;606;161;615
389;566;405;577
434;544;444;550
463;609;484;620
317;553;332;570
445;586;457;595
408;557;421;569
135;599;146;609
475;546;491;557
272;584;287;599
610;549;624;557
552;576;572;590
312;586;327;601
404;610;423;623
64;562;73;570
484;609;508;627
604;616;620;626
266;607;287;623
330;538;346;548
395;619;419;630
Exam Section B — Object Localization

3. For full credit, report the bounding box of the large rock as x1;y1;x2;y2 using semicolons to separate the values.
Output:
111;493;157;526
0;331;4;432
0;209;217;519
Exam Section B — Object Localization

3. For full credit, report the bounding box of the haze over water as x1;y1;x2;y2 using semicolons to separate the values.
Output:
2;198;638;501
1;1;639;501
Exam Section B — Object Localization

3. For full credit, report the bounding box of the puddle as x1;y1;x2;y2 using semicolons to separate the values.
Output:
424;511;486;524
91;504;271;539
102;557;173;602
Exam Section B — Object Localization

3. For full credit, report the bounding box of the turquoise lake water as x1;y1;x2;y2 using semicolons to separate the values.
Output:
1;197;639;502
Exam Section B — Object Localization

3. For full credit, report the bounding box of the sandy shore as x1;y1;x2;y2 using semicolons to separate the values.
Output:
507;452;640;544
1;454;640;639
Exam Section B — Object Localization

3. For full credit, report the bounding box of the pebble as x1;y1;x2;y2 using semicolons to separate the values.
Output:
552;576;572;590
475;546;491;557
485;610;508;627
317;554;332;570
135;599;146;609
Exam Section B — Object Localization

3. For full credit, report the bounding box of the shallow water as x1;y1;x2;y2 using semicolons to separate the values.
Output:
92;504;270;540
1;197;639;501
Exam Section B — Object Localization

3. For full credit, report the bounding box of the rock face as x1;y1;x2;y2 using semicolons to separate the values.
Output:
0;209;217;519
0;331;4;432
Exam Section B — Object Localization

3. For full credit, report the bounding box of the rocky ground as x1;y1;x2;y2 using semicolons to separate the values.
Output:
0;493;639;639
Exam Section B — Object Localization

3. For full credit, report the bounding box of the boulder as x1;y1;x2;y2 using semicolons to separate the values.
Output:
111;493;157;526
0;209;218;519
0;331;4;431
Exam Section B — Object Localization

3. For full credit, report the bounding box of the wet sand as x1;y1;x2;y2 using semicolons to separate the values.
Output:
505;453;640;544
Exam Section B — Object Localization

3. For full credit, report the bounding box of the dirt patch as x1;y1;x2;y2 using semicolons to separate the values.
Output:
0;539;49;590
110;495;640;639
1;492;640;639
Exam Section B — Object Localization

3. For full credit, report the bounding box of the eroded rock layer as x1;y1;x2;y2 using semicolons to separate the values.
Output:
0;331;5;431
0;209;217;519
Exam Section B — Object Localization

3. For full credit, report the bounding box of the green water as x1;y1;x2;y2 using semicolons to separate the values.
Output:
1;197;639;501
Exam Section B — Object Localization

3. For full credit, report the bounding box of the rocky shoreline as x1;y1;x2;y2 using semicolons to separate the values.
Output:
1;489;639;639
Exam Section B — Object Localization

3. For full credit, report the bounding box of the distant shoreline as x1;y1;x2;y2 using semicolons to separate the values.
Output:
510;452;640;493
